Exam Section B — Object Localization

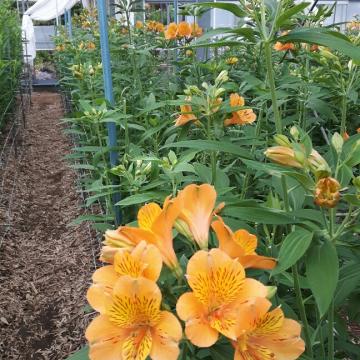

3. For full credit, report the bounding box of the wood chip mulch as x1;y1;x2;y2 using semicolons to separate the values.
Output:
0;91;96;359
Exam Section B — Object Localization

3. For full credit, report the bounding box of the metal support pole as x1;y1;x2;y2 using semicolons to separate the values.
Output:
97;0;121;225
67;9;73;38
64;8;68;27
174;0;178;23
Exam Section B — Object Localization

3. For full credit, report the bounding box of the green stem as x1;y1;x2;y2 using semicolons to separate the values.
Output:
264;41;282;134
282;175;313;357
207;117;217;185
328;300;335;360
340;95;347;135
292;264;314;358
316;307;326;359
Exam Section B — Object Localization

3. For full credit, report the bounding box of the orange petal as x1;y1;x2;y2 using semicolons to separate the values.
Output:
138;203;162;230
233;229;257;254
240;254;276;270
253;307;284;336
229;93;245;107
131;242;163;281
86;315;128;360
151;199;181;269
112;275;162;304
87;285;113;314
185;317;219;347
253;319;305;360
236;278;268;303
151;311;182;360
176;292;207;321
122;328;152;360
108;276;162;328
212;219;245;258
177;184;217;249
92;265;119;285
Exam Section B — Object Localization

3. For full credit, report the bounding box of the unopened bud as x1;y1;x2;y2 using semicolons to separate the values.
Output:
215;70;229;85
331;132;344;154
274;134;291;147
266;286;277;299
290;126;300;141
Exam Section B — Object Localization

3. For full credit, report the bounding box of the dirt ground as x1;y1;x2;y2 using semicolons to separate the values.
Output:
0;92;95;359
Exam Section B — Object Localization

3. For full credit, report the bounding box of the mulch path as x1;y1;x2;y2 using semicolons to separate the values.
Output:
0;91;96;359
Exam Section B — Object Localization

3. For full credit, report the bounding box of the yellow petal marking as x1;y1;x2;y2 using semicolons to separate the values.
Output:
114;251;144;278
189;264;244;310
108;294;161;328
138;203;162;230
122;329;152;360
253;307;284;336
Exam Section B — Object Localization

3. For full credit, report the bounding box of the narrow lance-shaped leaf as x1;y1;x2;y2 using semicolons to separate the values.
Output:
280;29;360;62
306;240;339;317
272;228;313;276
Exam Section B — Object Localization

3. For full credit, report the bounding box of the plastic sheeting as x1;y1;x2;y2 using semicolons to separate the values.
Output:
22;0;82;63
25;0;79;21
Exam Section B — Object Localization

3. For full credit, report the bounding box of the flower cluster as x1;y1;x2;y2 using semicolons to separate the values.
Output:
145;20;165;33
69;63;102;79
226;56;239;65
273;31;295;51
264;129;346;208
174;73;256;128
86;183;305;360
78;41;96;50
347;20;360;31
164;21;203;40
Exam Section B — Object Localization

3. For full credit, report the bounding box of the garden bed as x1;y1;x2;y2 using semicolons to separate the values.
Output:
0;92;95;359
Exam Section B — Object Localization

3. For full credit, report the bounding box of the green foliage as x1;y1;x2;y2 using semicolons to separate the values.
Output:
55;2;360;359
0;0;22;126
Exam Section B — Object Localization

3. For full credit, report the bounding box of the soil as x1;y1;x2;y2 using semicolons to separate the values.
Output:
0;92;96;359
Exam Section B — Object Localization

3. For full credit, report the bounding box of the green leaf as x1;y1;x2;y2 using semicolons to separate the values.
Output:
70;214;114;225
306;241;339;316
197;2;245;17
335;262;360;305
116;192;167;206
280;29;360;61
275;3;310;28
223;206;296;224
161;140;252;159
66;346;89;360
272;228;313;275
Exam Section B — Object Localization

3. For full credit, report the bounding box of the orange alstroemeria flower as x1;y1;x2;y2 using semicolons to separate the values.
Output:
233;297;305;360
224;93;256;126
86;276;182;360
87;241;163;313
191;23;203;37
176;249;268;347
314;177;341;208
212;219;276;270
102;199;181;273
135;20;143;29
175;103;197;126
165;23;178;40
174;184;217;249
342;131;350;141
155;22;165;33
357;128;360;133
177;21;192;38
273;41;295;51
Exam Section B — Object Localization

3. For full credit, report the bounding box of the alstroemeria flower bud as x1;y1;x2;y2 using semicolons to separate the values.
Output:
314;177;341;208
264;146;303;168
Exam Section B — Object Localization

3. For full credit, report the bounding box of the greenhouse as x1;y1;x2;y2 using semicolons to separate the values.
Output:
0;0;359;358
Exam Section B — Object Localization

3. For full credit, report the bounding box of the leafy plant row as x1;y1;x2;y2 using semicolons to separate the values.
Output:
54;2;360;359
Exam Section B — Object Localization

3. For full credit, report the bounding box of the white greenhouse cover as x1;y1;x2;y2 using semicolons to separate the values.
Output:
22;0;89;63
